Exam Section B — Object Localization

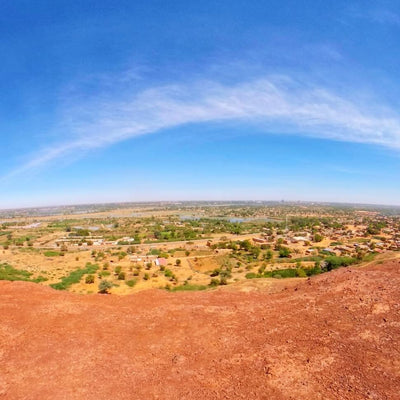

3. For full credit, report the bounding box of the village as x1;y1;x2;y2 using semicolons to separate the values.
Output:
1;202;400;294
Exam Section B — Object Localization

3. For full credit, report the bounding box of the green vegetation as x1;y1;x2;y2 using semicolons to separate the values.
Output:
0;263;47;283
246;265;322;280
0;263;33;281
98;280;112;294
324;256;357;271
125;279;136;287
44;250;61;257
167;283;207;291
50;263;99;290
117;271;126;280
85;274;95;284
366;221;386;235
313;233;324;242
278;246;291;258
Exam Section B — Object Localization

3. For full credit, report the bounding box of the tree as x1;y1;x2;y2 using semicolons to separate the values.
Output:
175;259;181;266
118;272;126;280
264;249;273;261
239;240;252;251
250;246;261;259
313;233;324;243
279;246;291;258
85;275;95;284
98;280;112;294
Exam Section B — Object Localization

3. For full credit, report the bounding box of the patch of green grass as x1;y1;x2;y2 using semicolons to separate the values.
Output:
32;275;48;283
18;247;40;253
44;250;61;257
50;263;99;291
167;284;207;292
0;263;32;281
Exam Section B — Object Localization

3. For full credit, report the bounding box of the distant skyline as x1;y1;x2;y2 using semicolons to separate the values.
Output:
1;0;400;208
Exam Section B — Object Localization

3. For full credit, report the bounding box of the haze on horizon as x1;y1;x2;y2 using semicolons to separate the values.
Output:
1;0;400;208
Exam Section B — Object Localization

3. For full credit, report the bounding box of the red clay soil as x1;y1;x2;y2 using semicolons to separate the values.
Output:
0;261;400;400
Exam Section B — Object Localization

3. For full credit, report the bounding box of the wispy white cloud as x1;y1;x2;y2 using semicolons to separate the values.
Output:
4;75;400;179
347;6;400;26
369;9;400;25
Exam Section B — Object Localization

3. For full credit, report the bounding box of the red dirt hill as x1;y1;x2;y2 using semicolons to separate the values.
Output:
0;260;399;399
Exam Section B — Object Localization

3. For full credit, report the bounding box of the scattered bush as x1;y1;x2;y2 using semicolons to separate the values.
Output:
118;272;126;280
98;280;112;294
114;266;122;274
85;274;95;284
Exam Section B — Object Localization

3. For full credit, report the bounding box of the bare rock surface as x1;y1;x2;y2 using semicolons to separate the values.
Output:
1;260;400;399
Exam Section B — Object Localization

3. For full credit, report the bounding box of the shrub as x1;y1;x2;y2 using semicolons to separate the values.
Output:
85;274;95;284
125;279;136;287
278;247;291;258
118;272;126;280
313;233;324;242
164;269;173;278
209;278;220;287
295;268;307;278
98;280;112;294
114;266;122;274
305;266;322;276
210;268;220;277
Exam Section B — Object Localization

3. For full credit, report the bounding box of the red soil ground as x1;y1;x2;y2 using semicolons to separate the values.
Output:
0;260;399;399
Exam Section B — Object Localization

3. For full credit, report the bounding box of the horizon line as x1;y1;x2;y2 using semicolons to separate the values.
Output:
1;199;400;213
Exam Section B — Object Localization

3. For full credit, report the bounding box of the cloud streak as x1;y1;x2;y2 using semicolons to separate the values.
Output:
5;75;400;179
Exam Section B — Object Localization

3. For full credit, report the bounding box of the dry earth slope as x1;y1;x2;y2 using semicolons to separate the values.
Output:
0;260;399;399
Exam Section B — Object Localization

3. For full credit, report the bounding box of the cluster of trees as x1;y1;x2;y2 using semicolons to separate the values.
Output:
366;221;387;235
289;216;343;231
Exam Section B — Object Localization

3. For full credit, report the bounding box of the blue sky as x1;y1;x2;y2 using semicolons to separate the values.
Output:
1;0;400;208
